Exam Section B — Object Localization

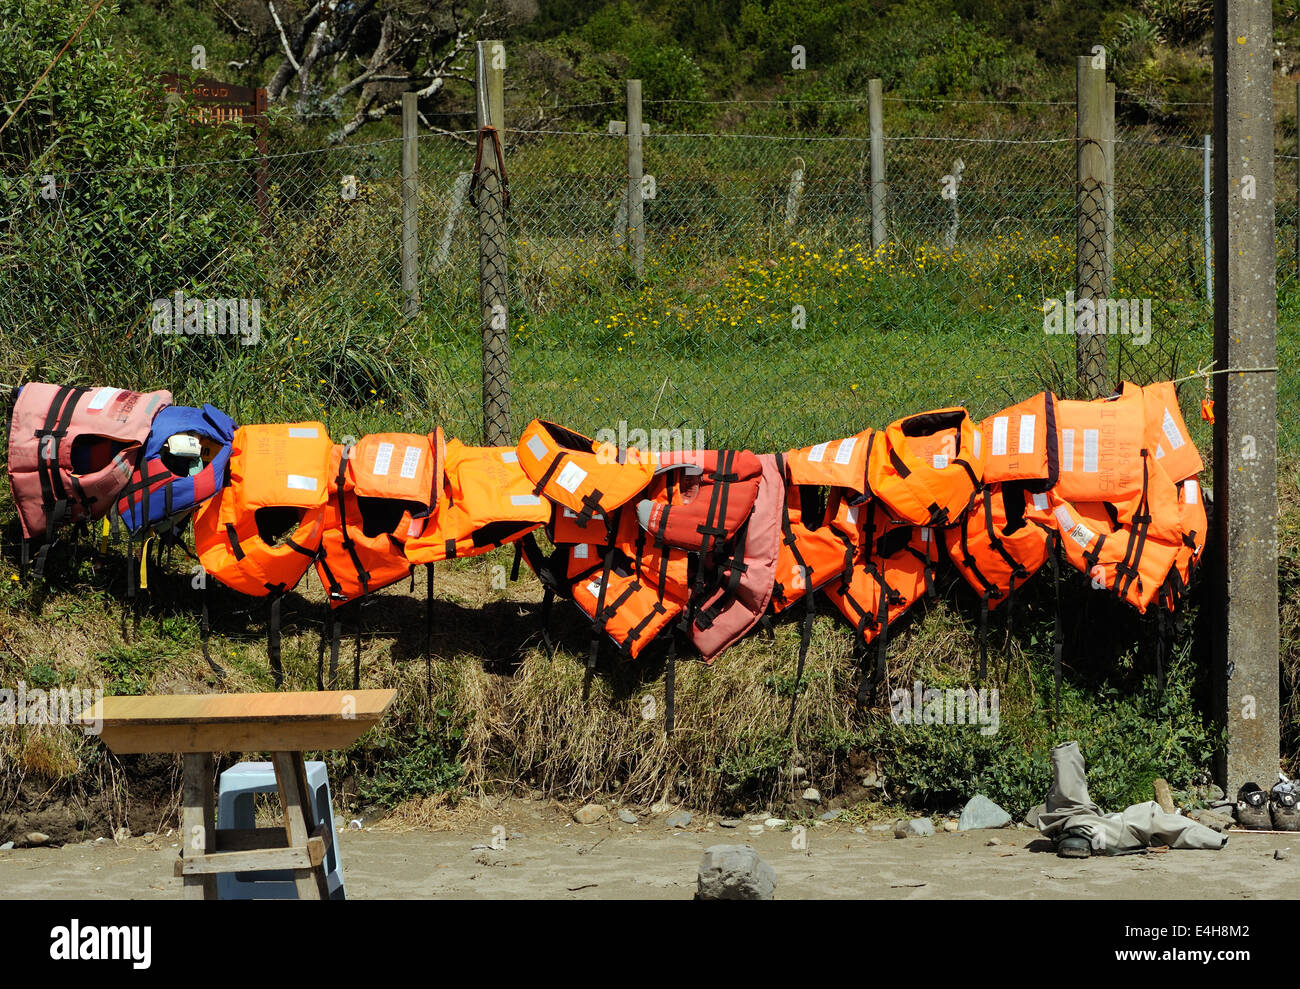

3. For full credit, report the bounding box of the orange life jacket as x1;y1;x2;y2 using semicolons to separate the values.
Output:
1160;477;1208;611
978;391;1059;491
823;499;938;704
193;422;334;597
405;441;549;563
1054;389;1147;507
635;449;763;553
784;429;874;493
944;485;1050;612
314;431;442;607
1119;380;1204;484
768;463;855;614
516;419;655;524
867;407;985;527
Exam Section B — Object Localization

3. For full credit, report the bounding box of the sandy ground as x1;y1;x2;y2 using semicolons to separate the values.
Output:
1;798;1297;899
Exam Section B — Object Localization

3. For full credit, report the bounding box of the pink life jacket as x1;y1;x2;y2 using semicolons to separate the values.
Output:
687;453;783;663
8;383;172;548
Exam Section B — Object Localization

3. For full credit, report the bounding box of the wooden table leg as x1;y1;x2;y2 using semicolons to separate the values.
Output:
271;751;331;900
180;753;217;900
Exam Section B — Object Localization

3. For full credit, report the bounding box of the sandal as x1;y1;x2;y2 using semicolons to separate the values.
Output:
1236;783;1272;830
1270;783;1300;832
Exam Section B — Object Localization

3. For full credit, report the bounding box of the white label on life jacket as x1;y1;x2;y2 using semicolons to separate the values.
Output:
973;429;981;458
921;527;931;543
932;453;949;470
833;436;857;465
574;543;590;560
991;416;1009;457
563;506;602;521
288;426;319;439
556;461;588;494
1154;443;1166;459
1018;414;1036;454
1031;492;1049;512
372;442;395;476
1184;479;1199;505
400;445;422;479
1067;522;1095;549
526;434;548;461
1082;429;1099;473
510;494;541;506
806;442;829;463
1061;428;1075;471
845;505;859;526
1161;408;1186;450
86;386;121;411
500;450;518;463
286;474;318;491
1053;505;1074;531
586;579;603;598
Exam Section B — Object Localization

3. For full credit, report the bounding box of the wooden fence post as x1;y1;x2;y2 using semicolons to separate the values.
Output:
627;79;645;281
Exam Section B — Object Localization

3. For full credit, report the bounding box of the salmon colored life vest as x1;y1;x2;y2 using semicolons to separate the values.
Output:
1119;380;1204;484
192;421;334;597
978;391;1059;490
635;449;763;553
867;407;985;527
404;441;548;564
516;419;656;524
115;403;236;535
314;431;442;607
8;383;172;555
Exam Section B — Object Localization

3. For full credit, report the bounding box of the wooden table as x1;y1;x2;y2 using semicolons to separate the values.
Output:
81;690;395;900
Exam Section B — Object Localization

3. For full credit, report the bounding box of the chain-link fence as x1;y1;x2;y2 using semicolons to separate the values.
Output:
2;86;1294;456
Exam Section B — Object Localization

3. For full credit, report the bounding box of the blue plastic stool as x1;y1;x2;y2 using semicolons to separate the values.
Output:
216;761;345;900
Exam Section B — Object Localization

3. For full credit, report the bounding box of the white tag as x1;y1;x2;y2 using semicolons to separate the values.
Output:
921;527;931;543
991;416;1009;457
846;505;859;526
1061;428;1075;471
586;579;602;598
1068;522;1095;549
500;450;518;463
1184;480;1199;505
372;442;395;476
1053;505;1074;531
574;543;590;560
510;494;541;506
932;454;949;470
288;426;318;438
1154;443;1166;459
556;461;588;494
286;474;317;491
86;387;120;411
400;445;422;479
806;442;829;463
526;434;548;461
1161;408;1186;450
833;436;857;465
1032;492;1049;511
1082;429;1099;473
1018;414;1036;455
973;429;981;458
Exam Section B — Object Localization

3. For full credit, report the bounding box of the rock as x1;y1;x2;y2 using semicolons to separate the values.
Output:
719;819;741;829
0;841;14;851
764;818;786;829
349;819;363;830
1205;784;1226;802
617;809;638;825
904;816;935;836
1275;849;1289;861
943;820;960;833
666;811;692;829
986;838;1002;847
696;845;777;900
25;832;50;847
573;803;607;825
853;826;867;835
1024;803;1046;828
871;824;891;832
113;827;131;842
860;769;883;790
142;832;156;842
802;788;821;804
819;810;842;822
651;801;674;814
1189;808;1234;832
748;825;765;836
1153;778;1176;815
958;795;1012;831
790;767;807;780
